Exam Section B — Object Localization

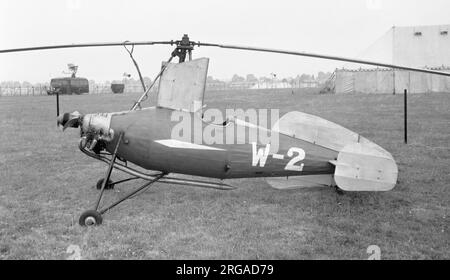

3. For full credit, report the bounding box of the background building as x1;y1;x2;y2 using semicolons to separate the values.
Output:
329;24;450;94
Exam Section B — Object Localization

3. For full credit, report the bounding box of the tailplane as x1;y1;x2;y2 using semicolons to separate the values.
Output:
269;111;398;192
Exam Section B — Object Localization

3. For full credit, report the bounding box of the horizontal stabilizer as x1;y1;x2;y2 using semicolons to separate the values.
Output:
331;143;398;192
266;175;335;190
272;111;360;152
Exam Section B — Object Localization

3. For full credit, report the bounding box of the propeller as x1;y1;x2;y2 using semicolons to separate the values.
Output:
57;111;83;130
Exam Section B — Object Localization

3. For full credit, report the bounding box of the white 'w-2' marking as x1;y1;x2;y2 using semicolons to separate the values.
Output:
252;142;271;167
285;147;305;171
251;143;306;171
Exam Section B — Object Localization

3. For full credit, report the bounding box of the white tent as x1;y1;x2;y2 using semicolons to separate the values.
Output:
332;24;450;94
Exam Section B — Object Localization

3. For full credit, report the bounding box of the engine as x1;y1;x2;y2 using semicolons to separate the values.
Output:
57;111;114;153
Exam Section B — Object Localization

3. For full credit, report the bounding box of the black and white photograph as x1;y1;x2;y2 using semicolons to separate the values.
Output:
0;0;448;263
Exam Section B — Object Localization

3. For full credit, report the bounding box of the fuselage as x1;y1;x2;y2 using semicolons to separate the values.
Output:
104;107;337;179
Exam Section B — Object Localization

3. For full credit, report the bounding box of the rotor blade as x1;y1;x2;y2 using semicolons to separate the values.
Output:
0;41;174;54
197;42;450;77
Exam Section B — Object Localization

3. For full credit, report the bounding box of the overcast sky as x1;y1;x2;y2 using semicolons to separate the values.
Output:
1;0;449;83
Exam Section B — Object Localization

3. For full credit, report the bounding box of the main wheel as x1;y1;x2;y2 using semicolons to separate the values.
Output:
79;210;103;226
96;178;114;190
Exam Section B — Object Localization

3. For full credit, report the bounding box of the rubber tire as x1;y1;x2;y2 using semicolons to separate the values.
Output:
79;210;103;226
96;178;114;190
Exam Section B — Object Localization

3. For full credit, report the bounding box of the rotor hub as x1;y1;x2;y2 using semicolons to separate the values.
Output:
171;34;195;63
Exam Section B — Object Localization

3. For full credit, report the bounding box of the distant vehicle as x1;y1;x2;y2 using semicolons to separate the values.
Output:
111;83;125;94
47;77;89;95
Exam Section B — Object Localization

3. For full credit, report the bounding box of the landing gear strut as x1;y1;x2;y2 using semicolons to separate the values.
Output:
95;177;141;190
96;178;114;190
79;132;165;226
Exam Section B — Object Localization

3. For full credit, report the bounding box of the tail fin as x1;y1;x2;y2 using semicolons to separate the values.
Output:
330;143;398;192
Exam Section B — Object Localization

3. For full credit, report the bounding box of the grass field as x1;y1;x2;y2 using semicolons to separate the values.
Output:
0;89;449;259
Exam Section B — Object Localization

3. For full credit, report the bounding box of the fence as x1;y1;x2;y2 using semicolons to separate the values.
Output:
0;86;50;96
0;84;160;96
334;68;450;94
1;81;324;96
206;81;321;91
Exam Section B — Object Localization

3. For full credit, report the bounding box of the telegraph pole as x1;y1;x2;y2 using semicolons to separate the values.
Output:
393;69;396;95
404;89;407;144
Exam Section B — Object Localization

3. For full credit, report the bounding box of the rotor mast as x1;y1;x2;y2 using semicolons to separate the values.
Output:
171;34;194;63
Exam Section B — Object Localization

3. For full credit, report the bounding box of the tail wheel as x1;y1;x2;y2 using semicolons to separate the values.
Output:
335;186;345;196
79;210;103;226
96;178;114;190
